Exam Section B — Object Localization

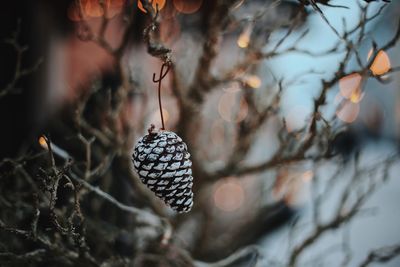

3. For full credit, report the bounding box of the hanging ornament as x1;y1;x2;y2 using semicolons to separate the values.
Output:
132;63;194;213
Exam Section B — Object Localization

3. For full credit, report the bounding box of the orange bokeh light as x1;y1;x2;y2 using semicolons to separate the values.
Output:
68;0;125;21
85;0;104;17
336;101;360;123
214;178;245;212
39;136;47;146
138;0;166;13
243;75;261;89
173;0;203;14
339;73;362;99
349;87;364;103
368;49;391;76
237;25;252;49
39;136;48;149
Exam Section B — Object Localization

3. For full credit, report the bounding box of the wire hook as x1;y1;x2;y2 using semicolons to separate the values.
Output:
153;62;171;130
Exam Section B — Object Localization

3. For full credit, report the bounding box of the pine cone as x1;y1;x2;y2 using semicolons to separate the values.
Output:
132;128;194;213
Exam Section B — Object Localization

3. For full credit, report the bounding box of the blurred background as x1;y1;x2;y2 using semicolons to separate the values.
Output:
0;0;399;266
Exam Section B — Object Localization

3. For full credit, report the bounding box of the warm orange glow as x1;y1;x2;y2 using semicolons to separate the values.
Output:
349;87;364;103
339;73;362;99
39;136;48;149
338;73;365;104
138;0;166;13
237;25;252;48
336;101;360;123
218;92;248;123
368;49;391;76
173;0;203;14
84;0;104;17
214;178;245;212
68;0;124;21
243;75;261;89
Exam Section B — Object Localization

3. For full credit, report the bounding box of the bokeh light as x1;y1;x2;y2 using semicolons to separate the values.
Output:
173;0;203;14
237;25;252;49
84;0;104;17
68;0;125;21
214;178;245;212
38;136;47;149
243;75;261;89
349;87;364;103
368;49;391;76
218;92;248;122
336;101;360;123
138;0;166;13
339;73;362;99
339;73;364;103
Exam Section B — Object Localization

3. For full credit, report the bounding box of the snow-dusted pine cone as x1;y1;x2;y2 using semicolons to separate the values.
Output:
132;126;194;213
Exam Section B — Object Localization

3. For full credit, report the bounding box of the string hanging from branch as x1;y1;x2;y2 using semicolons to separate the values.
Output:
153;62;170;130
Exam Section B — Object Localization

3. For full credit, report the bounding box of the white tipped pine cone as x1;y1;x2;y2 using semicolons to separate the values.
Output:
132;128;193;213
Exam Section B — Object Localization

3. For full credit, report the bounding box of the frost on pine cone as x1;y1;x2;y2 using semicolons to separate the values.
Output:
132;128;194;213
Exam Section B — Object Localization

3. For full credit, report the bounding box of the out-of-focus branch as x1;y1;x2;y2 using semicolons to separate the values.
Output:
357;244;400;267
0;20;43;99
187;1;236;104
363;0;391;3
0;249;46;264
68;171;164;228
287;154;397;267
200;4;393;183
0;217;96;266
195;246;260;267
290;14;400;167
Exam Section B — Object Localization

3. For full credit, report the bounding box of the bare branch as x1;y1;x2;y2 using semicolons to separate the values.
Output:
0;20;43;99
357;244;400;267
